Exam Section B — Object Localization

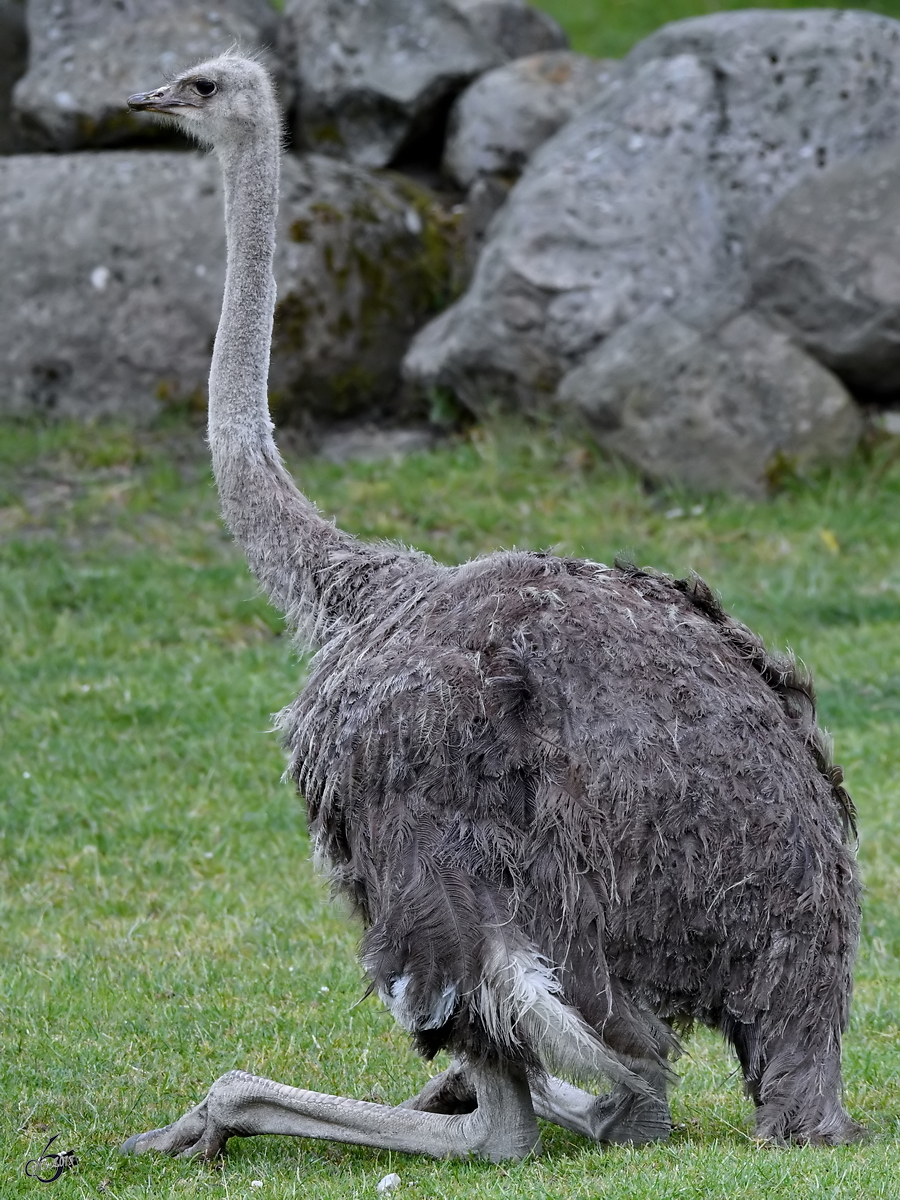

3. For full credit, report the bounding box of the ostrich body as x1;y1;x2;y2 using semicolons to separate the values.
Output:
123;57;862;1163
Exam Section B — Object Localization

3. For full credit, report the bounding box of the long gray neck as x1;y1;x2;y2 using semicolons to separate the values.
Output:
208;128;362;637
209;130;280;447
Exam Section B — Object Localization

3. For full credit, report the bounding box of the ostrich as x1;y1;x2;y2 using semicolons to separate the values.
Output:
122;55;863;1163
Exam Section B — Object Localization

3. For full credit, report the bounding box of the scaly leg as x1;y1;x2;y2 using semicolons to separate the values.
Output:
120;1059;540;1163
531;1074;671;1145
407;1060;671;1146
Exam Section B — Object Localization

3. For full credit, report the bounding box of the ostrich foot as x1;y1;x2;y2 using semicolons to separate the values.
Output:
532;1075;672;1146
406;1062;671;1147
120;1063;540;1163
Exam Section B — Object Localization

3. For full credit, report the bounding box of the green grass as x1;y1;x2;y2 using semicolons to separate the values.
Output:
5;4;900;1195
2;415;900;1199
536;0;900;57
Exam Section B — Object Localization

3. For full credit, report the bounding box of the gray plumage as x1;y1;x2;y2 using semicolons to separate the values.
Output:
121;55;863;1163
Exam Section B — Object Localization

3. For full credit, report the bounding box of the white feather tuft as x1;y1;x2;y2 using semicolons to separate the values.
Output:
377;972;459;1032
473;939;652;1096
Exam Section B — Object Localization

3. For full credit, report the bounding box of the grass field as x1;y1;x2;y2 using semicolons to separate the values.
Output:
2;414;900;1199
538;0;900;56
4;2;900;1196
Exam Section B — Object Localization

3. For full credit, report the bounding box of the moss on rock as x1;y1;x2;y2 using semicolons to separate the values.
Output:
270;155;465;424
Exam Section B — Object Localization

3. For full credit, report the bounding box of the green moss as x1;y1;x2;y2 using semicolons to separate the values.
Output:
325;365;378;416
154;380;205;417
273;291;314;349
336;177;465;350
333;310;355;338
309;200;344;224
415;202;466;312
308;121;345;147
80;107;170;147
350;197;382;224
353;244;398;330
322;243;351;292
385;173;467;313
76;114;98;141
272;178;464;418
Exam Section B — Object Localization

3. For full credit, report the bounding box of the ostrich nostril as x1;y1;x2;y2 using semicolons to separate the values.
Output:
127;88;171;112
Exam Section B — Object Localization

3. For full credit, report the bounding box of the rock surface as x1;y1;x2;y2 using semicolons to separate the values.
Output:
0;0;27;153
271;155;463;420
281;0;566;168
558;310;861;495
443;51;618;187
459;173;512;268
0;152;460;421
405;9;900;419
750;142;900;399
317;423;436;463
13;0;283;151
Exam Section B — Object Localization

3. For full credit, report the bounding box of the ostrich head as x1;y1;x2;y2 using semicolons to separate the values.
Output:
127;54;279;148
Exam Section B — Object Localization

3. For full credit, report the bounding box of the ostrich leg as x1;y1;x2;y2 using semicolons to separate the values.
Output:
531;1075;672;1145
120;1060;541;1163
406;1061;671;1146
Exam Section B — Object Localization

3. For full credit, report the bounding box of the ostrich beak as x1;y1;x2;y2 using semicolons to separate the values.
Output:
127;88;193;113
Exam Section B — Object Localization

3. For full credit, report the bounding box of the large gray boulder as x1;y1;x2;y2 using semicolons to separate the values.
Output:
558;310;861;495
13;0;283;151
0;152;460;421
405;9;900;420
281;0;566;167
443;51;619;187
0;0;27;154
270;157;464;419
750;142;900;400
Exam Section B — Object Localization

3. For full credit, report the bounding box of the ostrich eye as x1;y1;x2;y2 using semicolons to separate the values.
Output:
194;79;217;97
